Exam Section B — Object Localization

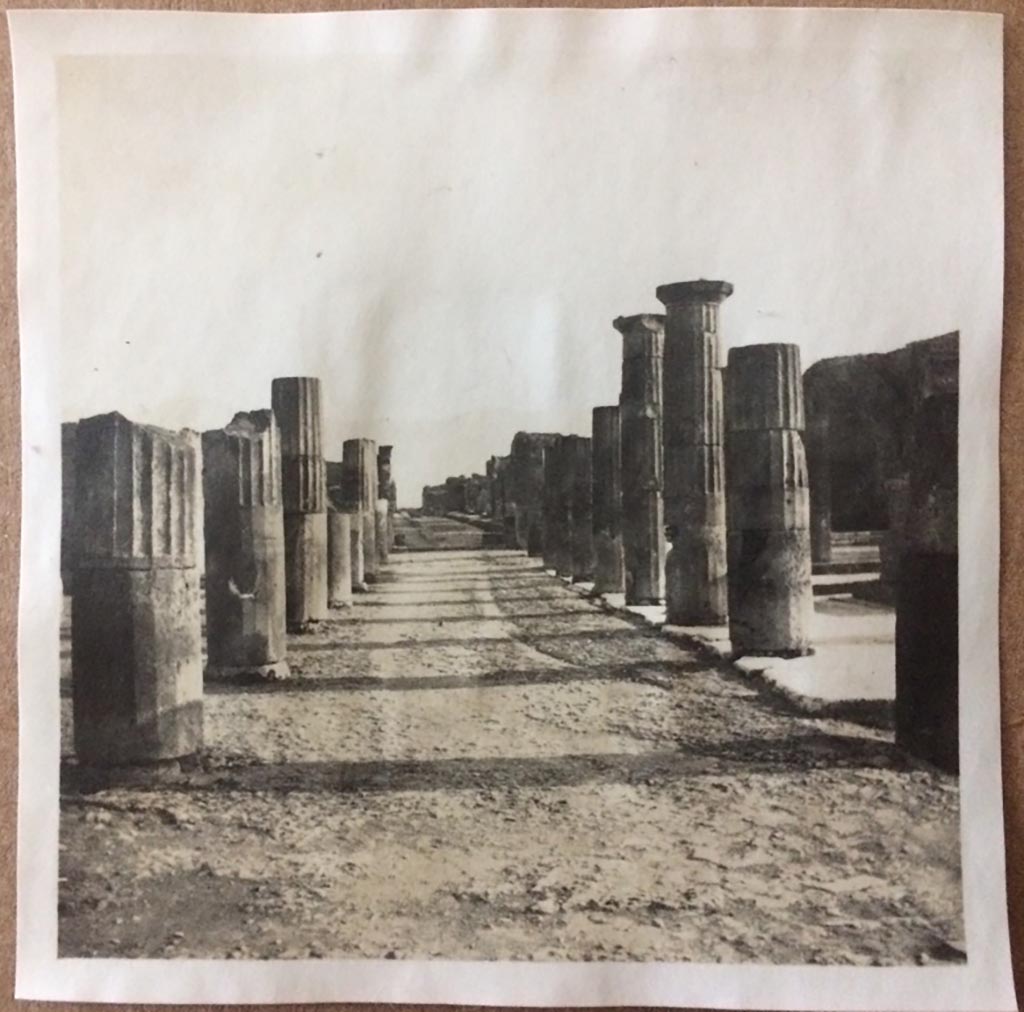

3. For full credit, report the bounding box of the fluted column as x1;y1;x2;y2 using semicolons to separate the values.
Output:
341;437;379;582
616;314;665;605
896;335;959;773
272;377;328;629
725;344;813;656
202;410;289;681
592;406;625;595
657;279;732;625
71;412;203;765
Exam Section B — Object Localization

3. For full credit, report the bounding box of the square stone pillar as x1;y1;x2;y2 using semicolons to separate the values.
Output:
341;437;379;582
71;412;203;766
725;344;813;656
592;405;625;595
542;436;573;577
271;377;329;630
327;509;354;607
568;435;595;582
615;314;665;605
202;410;289;682
896;335;959;773
656;280;732;625
805;413;833;565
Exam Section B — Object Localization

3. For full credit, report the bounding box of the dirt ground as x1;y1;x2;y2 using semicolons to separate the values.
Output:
58;525;964;964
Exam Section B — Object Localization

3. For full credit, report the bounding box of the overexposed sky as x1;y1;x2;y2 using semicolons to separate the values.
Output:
56;12;998;504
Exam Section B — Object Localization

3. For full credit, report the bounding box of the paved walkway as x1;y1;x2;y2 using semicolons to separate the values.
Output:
59;531;964;964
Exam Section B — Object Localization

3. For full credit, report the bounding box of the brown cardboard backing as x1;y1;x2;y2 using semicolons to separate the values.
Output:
0;2;1019;1010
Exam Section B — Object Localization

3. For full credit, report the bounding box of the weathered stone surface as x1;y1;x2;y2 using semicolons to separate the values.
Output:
615;314;665;605
806;415;832;564
327;510;353;608
202;410;289;682
656;280;732;626
896;336;958;773
543;436;573;578
378;445;396;550
341;438;379;582
568;435;595;582
509;432;560;556
880;475;910;586
375;497;391;566
725;343;813;656
802;332;957;532
348;510;367;592
271;378;328;627
71;412;203;765
61;421;78;590
591;406;625;595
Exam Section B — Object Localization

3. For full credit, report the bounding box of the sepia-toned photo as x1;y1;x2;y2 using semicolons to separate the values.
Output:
12;7;1013;1009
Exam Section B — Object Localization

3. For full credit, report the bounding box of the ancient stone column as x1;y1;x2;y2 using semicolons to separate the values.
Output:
509;432;559;556
656;280;732;625
567;435;595;582
374;497;391;567
896;336;959;773
616;314;665;605
327;509;353;607
592;406;625;595
378;445;396;550
61;421;78;593
341;437;379;582
880;475;911;589
71;412;203;765
202;410;289;682
543;436;573;577
348;509;367;591
271;377;329;630
805;414;833;565
725;344;813;656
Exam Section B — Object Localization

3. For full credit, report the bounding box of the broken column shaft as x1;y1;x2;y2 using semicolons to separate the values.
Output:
616;314;665;605
725;343;813;656
377;444;396;552
896;336;959;773
657;280;732;625
271;377;329;630
341;437;379;582
202;410;289;681
71;412;203;765
592;405;625;595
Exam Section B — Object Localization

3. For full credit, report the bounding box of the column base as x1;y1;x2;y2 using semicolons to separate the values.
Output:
205;661;291;683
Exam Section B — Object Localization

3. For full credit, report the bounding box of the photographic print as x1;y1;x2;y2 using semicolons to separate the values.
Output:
11;7;1014;1009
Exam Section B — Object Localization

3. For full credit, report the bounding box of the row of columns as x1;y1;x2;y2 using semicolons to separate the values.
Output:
479;281;958;772
64;376;399;767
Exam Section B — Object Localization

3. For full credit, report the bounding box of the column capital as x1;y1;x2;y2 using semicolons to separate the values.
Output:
613;313;665;335
655;279;734;308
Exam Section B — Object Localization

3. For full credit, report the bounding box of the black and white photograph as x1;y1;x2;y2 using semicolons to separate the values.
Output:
11;6;1013;1009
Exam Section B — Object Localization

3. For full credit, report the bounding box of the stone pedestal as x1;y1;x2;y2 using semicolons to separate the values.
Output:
806;414;833;565
896;337;959;773
543;437;573;577
341;437;379;582
656;280;732;625
568;435;595;582
725;344;813;656
592;406;625;595
272;377;329;629
71;412;203;765
202;410;289;682
327;509;354;607
616;314;665;605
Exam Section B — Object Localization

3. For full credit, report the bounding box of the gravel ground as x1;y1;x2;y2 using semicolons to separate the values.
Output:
58;531;964;964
